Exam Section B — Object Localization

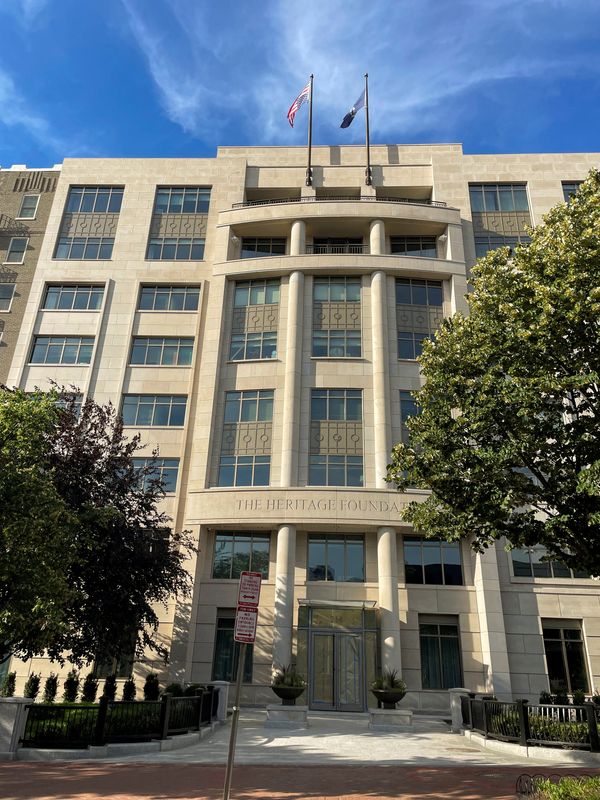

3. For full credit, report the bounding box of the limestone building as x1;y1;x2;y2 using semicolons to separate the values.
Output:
6;144;600;711
0;165;60;384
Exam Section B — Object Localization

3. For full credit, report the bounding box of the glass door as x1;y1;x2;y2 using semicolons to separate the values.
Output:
309;631;364;711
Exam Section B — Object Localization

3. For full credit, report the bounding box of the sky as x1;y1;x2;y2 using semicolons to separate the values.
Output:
0;0;599;168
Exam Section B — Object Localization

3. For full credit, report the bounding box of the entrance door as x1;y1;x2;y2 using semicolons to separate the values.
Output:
310;631;363;711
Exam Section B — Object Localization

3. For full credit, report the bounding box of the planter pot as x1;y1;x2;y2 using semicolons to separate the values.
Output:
371;689;406;710
271;685;305;706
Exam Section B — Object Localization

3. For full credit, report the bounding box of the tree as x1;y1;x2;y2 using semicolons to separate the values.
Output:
387;170;600;575
0;388;195;668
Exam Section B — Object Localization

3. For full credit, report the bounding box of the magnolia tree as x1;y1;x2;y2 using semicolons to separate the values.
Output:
387;170;600;576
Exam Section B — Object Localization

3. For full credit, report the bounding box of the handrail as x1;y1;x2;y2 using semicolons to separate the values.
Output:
305;244;369;254
231;196;447;209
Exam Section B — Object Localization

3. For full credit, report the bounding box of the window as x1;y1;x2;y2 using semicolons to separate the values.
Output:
308;455;363;487
474;235;530;259
543;622;589;693
154;187;210;214
217;455;271;487
312;277;361;358
212;532;270;579
43;285;104;311
146;237;205;260
562;182;583;202
420;617;463;689
309;389;363;487
404;537;463;585
390;236;437;258
234;279;280;307
314;276;360;304
224;389;273;423
511;547;589;579
312;330;361;358
308;534;364;582
29;336;94;365
396;278;443;307
229;331;277;361
130;337;193;366
17;195;40;219
399;390;418;444
212;612;253;682
54;237;114;260
138;285;200;311
468;183;529;213
122;395;187;427
132;457;180;493
95;631;136;679
65;186;123;214
396;278;443;360
56;393;84;418
240;238;286;258
5;237;28;264
0;284;15;312
218;390;273;487
311;388;362;421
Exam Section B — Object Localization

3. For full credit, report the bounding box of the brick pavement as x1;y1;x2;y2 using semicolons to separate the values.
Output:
1;763;599;800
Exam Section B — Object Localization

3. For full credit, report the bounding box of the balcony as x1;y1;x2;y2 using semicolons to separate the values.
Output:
306;241;369;255
232;195;447;210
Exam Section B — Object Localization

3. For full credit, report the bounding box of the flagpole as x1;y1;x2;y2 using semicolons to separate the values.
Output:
306;74;314;186
364;73;372;186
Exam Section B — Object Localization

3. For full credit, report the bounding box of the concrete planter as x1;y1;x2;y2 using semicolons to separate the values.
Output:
271;686;306;706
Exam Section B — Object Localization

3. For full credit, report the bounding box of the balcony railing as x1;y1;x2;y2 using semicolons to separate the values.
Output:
231;196;447;209
306;243;369;255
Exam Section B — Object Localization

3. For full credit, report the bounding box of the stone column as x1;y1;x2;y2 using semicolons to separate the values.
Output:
473;546;512;700
377;526;402;673
371;270;391;489
280;271;303;487
272;524;297;670
290;220;306;256
369;219;385;256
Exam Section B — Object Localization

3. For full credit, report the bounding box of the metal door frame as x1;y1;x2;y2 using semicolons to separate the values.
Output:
308;629;365;712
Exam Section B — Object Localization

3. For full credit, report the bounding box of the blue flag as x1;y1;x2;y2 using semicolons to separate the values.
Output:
340;89;366;128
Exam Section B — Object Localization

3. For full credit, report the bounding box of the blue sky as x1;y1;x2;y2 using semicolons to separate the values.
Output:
1;0;599;167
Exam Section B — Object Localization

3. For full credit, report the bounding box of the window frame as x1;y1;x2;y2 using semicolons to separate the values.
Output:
129;336;194;367
211;611;253;683
121;394;187;427
511;547;589;580
42;284;105;311
403;536;463;586
468;183;529;213
240;238;286;258
0;283;16;312
132;457;180;494
65;186;124;214
419;617;463;690
307;534;365;582
16;194;40;220
390;236;438;258
29;335;94;365
212;531;270;580
54;236;114;260
4;237;28;265
542;621;589;694
153;187;211;215
138;285;200;312
146;237;205;261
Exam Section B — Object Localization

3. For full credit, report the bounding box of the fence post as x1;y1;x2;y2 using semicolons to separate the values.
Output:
585;703;600;752
93;696;109;746
517;699;530;747
482;700;489;737
195;688;204;730
159;693;171;740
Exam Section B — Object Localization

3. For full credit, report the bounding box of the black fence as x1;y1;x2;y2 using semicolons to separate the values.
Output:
21;687;219;749
461;696;600;752
231;196;448;209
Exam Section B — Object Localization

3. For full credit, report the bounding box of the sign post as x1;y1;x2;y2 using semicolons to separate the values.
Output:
222;571;262;800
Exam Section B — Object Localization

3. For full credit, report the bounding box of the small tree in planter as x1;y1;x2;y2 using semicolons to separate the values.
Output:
122;677;136;701
43;673;58;703
143;673;160;701
0;671;16;697
371;669;407;709
81;673;98;703
23;673;41;701
62;670;80;703
102;675;117;701
271;665;306;706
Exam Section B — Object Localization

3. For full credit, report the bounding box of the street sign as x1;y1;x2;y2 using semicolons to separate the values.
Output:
234;606;258;643
237;570;262;607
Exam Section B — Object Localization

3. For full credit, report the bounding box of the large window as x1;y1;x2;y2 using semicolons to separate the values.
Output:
224;389;273;424
468;183;529;213
562;182;583;202
404;536;463;585
138;285;200;311
5;237;28;264
130;337;193;366
147;237;205;260
43;284;104;311
218;390;273;487
310;388;362;422
132;457;180;493
122;395;187;427
212;612;253;682
241;238;286;258
314;276;360;303
0;284;15;312
234;279;280;307
17;195;40;219
54;237;114;260
217;455;271;487
308;534;364;582
512;547;589;579
312;277;361;358
230;279;279;361
30;336;94;365
212;532;270;579
309;389;363;487
230;331;277;361
154;187;210;214
396;278;443;360
543;622;589;693
420;617;463;689
65;186;123;214
390;236;437;258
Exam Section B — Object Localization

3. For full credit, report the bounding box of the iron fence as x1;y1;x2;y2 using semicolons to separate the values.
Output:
168;695;203;736
22;703;99;749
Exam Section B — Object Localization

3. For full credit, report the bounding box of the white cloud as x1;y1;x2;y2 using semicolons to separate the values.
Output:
2;0;48;28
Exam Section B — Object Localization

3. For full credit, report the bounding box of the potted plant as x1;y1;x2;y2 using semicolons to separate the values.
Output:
271;665;306;706
371;668;407;709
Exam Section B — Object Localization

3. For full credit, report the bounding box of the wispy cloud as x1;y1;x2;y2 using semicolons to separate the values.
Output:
2;0;49;29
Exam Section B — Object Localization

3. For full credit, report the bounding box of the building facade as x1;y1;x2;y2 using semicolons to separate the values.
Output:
6;144;600;711
0;165;60;384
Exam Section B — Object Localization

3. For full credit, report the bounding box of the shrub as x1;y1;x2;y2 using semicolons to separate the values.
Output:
62;670;80;703
81;673;98;703
572;689;586;706
592;689;600;707
0;671;16;698
534;776;600;799
553;690;569;705
143;673;160;701
183;684;204;697
43;673;59;703
165;682;184;697
539;690;553;704
272;665;306;689
122;678;136;701
23;673;41;701
371;668;406;692
102;674;117;701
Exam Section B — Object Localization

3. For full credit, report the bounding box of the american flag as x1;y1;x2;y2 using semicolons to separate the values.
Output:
287;80;311;127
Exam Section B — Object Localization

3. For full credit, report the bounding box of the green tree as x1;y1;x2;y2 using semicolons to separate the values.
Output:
387;170;600;575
